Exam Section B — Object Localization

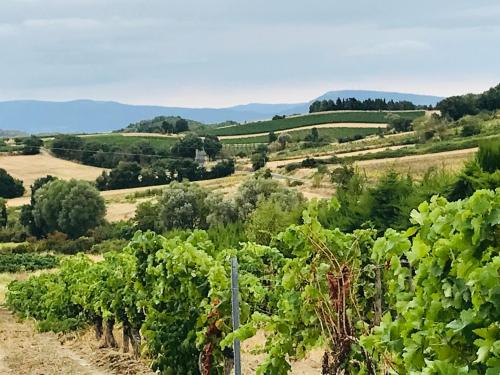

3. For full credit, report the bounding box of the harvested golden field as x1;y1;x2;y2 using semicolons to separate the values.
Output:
357;147;476;179
0;151;106;195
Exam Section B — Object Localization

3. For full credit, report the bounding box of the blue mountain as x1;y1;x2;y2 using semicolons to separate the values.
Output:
0;90;443;134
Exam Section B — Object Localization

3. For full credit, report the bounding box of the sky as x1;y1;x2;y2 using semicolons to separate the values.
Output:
0;0;499;107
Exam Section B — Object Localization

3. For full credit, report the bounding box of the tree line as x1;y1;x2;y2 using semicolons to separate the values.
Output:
118;116;191;134
309;97;429;113
437;82;500;120
51;134;223;169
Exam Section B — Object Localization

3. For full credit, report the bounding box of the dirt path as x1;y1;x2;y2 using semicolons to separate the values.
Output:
218;122;387;140
0;308;111;375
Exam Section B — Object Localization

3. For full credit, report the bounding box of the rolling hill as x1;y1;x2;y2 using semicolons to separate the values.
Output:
0;91;442;134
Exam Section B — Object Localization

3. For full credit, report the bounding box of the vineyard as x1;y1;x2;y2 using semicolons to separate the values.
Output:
220;127;381;144
205;111;425;136
0;253;59;273
5;188;499;374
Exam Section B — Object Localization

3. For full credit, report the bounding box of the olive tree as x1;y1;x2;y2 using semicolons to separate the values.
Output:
158;181;209;230
32;179;106;238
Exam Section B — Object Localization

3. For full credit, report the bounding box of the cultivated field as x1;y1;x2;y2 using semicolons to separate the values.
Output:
0;151;106;195
219;122;385;141
205;110;425;136
357;147;476;178
70;134;177;148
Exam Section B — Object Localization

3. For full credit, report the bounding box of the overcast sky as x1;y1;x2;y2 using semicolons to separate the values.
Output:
0;0;499;107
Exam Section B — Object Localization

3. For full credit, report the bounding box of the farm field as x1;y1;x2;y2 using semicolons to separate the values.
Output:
0;150;106;195
220;125;382;144
357;147;476;178
263;144;413;169
205;110;425;136
71;134;177;149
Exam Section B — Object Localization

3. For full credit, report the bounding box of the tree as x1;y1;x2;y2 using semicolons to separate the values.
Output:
310;127;319;143
20;175;58;237
413;114;448;142
251;152;268;171
51;135;85;160
386;114;412;132
134;201;161;232
477;83;500;111
32;179;105;238
22;136;43;155
203;135;222;160
250;144;268;171
461;123;481;137
0;168;25;198
158;182;209;230
96;161;142;190
58;183;107;238
245;197;303;245
0;198;7;227
268;131;277;144
205;192;239;227
277;133;292;149
234;175;303;218
162;121;174;134
437;94;479;120
171;135;203;158
174;118;189;133
366;170;414;232
167;158;204;181
476;140;500;173
206;159;235;179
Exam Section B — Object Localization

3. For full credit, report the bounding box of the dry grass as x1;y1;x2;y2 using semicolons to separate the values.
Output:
103;173;250;222
357;148;475;180
264;144;413;170
0;151;106;195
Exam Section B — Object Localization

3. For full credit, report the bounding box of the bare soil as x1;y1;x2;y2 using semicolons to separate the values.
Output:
0;308;115;375
0;306;323;375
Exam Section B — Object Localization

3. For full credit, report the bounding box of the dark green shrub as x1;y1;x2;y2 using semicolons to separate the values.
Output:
476;140;500;173
461;123;481;137
0;168;25;198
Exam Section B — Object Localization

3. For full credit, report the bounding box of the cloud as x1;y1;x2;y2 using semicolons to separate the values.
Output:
0;0;498;106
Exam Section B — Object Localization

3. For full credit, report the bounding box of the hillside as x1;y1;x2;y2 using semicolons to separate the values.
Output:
205;110;425;136
0;91;441;134
118;115;205;133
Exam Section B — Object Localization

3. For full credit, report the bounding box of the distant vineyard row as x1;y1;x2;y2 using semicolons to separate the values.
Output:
205;110;425;136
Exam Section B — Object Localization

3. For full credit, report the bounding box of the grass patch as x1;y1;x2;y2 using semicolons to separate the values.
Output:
206;111;424;136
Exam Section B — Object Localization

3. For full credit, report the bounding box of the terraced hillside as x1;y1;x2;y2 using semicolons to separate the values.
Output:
205;110;425;136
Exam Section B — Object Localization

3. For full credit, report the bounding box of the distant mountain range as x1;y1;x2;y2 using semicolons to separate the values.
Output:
0;90;444;134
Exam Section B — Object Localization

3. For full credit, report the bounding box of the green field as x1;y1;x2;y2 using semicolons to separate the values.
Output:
206;111;425;136
82;134;178;148
221;127;381;144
